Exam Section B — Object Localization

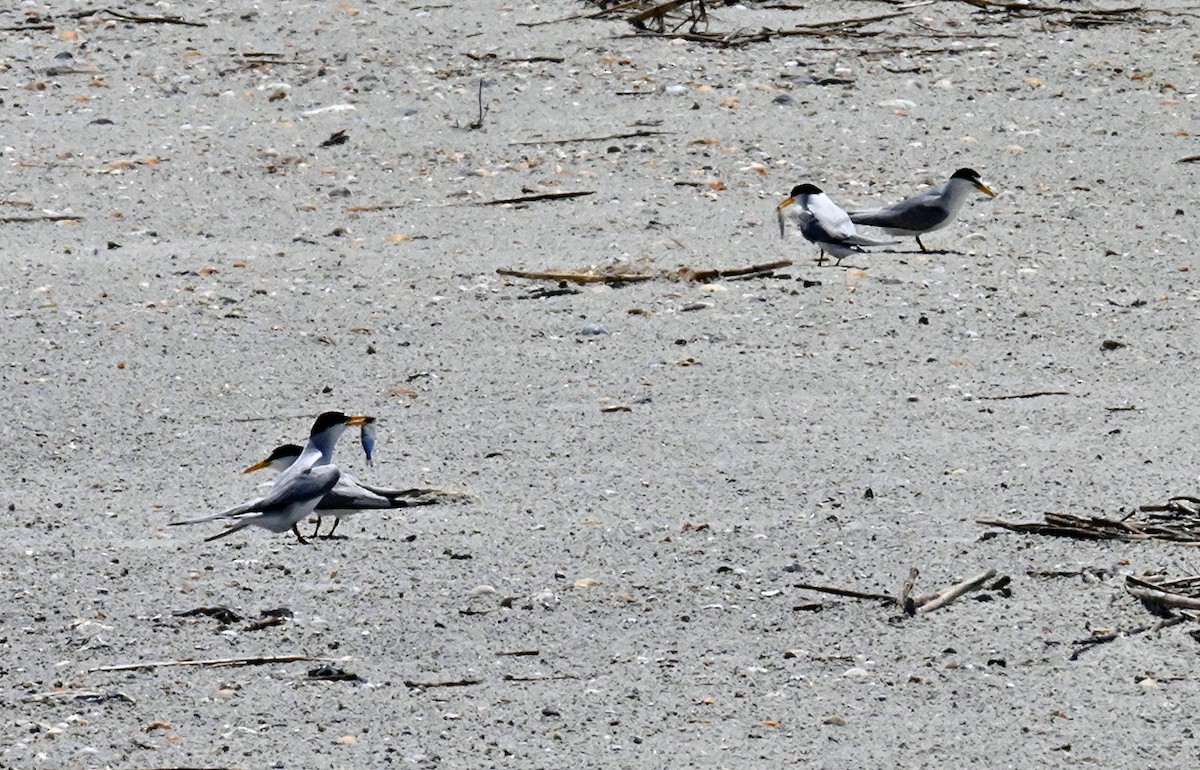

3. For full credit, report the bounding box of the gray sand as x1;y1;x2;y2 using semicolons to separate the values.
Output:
4;1;1200;767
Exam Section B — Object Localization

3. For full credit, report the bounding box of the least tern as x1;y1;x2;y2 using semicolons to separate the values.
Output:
777;183;896;265
171;411;368;544
245;442;440;538
848;167;996;252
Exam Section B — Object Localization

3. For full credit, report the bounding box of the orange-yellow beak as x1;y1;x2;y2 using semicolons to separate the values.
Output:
242;458;272;474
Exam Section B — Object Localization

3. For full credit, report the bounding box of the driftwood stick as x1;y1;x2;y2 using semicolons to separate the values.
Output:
897;567;919;608
346;203;408;212
916;569;997;614
979;390;1072;400
463;52;566;64
1070;616;1188;659
480;191;595;206
241;58;309;66
510;129;670;146
1127;586;1200;613
80;8;207;26
89;654;326;673
793;582;896;603
497;268;655;285
674;259;794;282
950;0;1141;14
404;678;482;689
1148;575;1200;590
499;259;792;286
22;688;136;704
0;214;81;224
715;259;793;278
910;591;940;606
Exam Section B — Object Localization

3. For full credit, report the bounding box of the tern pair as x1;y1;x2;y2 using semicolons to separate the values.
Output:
777;168;997;265
170;411;445;544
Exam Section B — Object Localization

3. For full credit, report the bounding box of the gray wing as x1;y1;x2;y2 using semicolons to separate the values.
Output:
850;185;951;231
850;199;949;231
261;466;341;513
174;466;340;527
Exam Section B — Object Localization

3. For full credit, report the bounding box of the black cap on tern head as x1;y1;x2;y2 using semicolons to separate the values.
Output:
951;168;982;182
310;411;352;435
791;183;822;197
265;443;303;462
242;443;304;474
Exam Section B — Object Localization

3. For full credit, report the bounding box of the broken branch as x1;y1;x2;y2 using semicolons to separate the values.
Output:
979;390;1072;400
89;654;326;672
898;567;919;610
497;267;655;285
792;582;896;603
510;129;670;146
916;569;997;613
480;190;595;206
404;678;483;689
0;214;81;224
77;8;206;26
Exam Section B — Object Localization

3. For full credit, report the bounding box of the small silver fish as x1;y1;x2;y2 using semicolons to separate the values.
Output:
776;206;787;239
361;417;377;467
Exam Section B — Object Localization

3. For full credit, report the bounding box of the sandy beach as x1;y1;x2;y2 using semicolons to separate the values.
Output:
4;1;1200;767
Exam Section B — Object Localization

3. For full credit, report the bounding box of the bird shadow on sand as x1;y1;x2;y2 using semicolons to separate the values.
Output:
810;259;868;270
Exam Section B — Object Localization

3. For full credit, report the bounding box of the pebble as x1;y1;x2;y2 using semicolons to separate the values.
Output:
580;322;609;336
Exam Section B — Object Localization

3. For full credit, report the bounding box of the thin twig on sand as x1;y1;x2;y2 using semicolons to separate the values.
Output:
74;8;207;26
792;582;897;603
89;654;327;673
510;129;670;146
1070;616;1187;660
1;214;81;224
480;191;595;206
979;390;1072;400
897;567;919;610
497;267;655;285
915;569;997;614
497;259;792;286
404;678;483;689
22;688;136;704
